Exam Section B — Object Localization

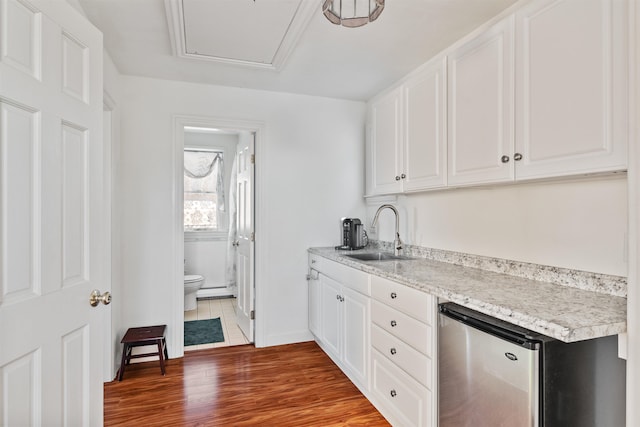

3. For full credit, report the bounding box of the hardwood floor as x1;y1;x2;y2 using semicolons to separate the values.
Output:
104;341;390;426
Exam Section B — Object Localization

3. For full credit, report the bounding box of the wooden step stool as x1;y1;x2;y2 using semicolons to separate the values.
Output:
118;325;168;381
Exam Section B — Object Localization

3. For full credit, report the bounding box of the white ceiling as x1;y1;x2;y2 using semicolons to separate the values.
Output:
78;0;519;101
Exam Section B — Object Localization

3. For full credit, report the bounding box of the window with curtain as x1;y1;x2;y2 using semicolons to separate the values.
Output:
184;149;226;232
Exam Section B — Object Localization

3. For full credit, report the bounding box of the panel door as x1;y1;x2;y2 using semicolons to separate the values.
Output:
403;57;447;191
319;274;341;359
369;87;403;195
0;0;105;425
342;286;369;390
307;269;320;337
514;0;627;179
236;133;255;342
448;16;515;186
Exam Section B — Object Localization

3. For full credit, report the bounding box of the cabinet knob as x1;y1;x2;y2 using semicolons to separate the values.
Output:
501;155;510;163
390;389;397;398
390;292;397;299
395;175;401;181
390;320;397;327
400;173;406;179
390;348;397;355
514;153;523;161
336;294;340;300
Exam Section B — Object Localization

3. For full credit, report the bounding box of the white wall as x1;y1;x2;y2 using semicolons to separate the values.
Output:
368;175;628;276
118;76;366;353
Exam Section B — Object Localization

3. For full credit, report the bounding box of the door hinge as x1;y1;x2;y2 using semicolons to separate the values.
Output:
251;154;255;164
250;232;255;242
250;310;255;320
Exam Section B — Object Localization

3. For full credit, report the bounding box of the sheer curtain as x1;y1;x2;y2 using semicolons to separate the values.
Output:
224;155;238;296
184;151;225;229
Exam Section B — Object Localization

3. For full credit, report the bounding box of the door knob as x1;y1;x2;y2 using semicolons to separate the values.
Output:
89;290;112;307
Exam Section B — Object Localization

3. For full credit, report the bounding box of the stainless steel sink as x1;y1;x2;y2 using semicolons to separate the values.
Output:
344;252;415;262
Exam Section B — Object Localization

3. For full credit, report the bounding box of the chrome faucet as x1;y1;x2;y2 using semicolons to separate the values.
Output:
371;204;402;256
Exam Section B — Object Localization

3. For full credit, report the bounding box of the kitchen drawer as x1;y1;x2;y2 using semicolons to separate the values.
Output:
371;275;433;323
372;300;431;356
371;349;432;427
318;258;370;296
372;324;433;389
309;253;324;271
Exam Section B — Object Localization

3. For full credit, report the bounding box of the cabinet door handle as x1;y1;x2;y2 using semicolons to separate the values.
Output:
390;320;397;327
390;292;397;299
395;175;401;181
514;153;523;161
400;173;406;179
390;389;397;398
390;348;397;355
501;155;510;163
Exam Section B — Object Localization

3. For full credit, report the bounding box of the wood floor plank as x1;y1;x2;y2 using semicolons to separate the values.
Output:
104;341;390;426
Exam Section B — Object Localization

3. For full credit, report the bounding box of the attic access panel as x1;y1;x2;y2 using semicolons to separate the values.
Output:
166;0;316;70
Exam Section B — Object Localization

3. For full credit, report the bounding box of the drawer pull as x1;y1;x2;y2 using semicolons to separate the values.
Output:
390;292;397;299
390;348;397;355
390;389;397;398
390;320;397;327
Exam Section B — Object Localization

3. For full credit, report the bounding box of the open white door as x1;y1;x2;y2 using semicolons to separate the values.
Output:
235;133;254;342
0;1;106;425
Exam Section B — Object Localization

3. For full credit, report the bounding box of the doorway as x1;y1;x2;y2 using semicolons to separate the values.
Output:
172;116;264;356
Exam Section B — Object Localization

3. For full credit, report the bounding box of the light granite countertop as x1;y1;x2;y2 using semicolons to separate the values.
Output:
308;246;627;343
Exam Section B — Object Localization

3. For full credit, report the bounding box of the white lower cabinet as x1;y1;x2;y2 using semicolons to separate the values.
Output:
370;275;437;427
309;255;438;426
307;269;321;337
313;260;370;391
372;350;433;427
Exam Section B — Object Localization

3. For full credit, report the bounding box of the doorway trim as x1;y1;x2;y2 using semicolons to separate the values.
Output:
171;115;266;357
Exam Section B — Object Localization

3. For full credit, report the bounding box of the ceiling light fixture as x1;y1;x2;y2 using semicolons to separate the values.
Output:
322;0;385;28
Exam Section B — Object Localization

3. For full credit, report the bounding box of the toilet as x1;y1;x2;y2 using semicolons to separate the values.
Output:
184;275;205;311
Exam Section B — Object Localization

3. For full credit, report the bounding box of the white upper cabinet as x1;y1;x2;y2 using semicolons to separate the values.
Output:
404;57;448;191
514;0;627;179
366;0;628;195
367;58;447;196
368;87;404;195
447;17;515;186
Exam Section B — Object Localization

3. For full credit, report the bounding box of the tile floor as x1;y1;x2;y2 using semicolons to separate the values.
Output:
184;297;250;351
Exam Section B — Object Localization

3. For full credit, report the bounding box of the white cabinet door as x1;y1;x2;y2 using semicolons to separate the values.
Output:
448;17;515;186
319;274;341;359
369;87;403;195
342;286;370;388
403;57;447;191
514;0;627;179
308;271;321;337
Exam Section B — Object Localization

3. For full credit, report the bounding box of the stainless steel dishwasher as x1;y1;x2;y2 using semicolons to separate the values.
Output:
438;302;625;427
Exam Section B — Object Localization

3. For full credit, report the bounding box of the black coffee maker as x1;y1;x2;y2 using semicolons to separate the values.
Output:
336;218;366;250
